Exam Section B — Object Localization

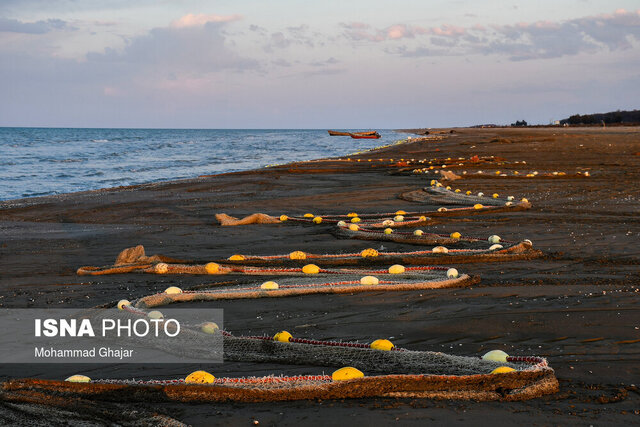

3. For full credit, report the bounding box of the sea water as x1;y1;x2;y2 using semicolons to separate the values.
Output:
0;128;396;201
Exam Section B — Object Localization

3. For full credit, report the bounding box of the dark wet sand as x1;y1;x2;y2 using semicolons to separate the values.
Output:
1;127;639;425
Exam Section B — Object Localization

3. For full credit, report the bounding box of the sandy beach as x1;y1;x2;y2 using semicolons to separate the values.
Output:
1;126;639;425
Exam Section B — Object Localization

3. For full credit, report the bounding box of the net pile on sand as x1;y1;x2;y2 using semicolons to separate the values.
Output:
76;245;496;276
336;224;519;247
131;267;477;307
400;184;532;207
77;243;541;277
6;312;558;402
11;302;557;403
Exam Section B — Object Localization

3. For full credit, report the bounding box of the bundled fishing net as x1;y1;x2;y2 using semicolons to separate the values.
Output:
336;223;520;247
400;184;532;207
77;243;541;277
131;267;476;307
215;202;528;227
5;309;558;402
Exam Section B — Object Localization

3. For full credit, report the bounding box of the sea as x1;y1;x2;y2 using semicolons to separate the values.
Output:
0;128;398;201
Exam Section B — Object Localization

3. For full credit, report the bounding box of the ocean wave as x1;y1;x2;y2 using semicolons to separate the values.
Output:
91;139;109;143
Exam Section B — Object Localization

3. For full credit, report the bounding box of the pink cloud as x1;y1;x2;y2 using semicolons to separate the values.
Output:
171;13;242;28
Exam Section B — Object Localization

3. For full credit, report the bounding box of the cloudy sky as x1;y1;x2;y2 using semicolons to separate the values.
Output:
1;0;639;128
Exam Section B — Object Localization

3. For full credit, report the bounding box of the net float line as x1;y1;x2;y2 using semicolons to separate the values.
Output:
215;202;529;227
4;369;558;403
336;224;516;246
77;241;539;276
215;241;541;266
133;273;478;308
79;252;457;276
400;185;533;208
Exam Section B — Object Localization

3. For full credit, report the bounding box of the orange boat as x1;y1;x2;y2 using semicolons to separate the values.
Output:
349;132;381;139
328;130;379;136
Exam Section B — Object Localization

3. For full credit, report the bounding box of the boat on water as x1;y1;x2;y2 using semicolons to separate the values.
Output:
328;130;379;136
350;132;381;139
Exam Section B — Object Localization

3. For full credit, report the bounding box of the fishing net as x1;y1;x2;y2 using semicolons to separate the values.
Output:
400;185;532;207
76;243;541;277
336;224;515;246
5;302;557;403
132;268;477;307
215;202;529;227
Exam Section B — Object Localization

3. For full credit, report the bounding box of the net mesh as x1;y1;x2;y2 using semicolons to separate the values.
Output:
401;185;531;207
76;242;541;276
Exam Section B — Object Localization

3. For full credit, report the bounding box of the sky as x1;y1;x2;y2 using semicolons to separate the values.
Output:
0;0;639;128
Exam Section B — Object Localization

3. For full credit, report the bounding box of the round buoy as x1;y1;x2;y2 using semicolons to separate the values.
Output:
437;207;447;212
361;248;379;257
205;262;220;274
414;230;424;236
65;375;91;383
351;217;361;223
117;299;131;310
382;220;394;226
466;191;472;195
313;216;322;224
488;235;501;244
274;331;292;342
347;212;358;217
302;264;320;274
261;281;279;290
337;220;347;227
370;339;394;351
432;246;448;254
395;210;406;215
201;322;219;334
394;215;404;222
473;204;484;209
360;276;379;285
289;251;306;260
303;213;314;218
446;268;459;278
491;366;516;374
507;196;515;201
482;349;509;362
450;232;461;239
349;224;359;231
492;193;499;198
164;286;182;294
185;370;215;384
148;310;163;320
384;228;393;235
388;264;405;274
228;254;245;261
279;215;288;221
332;367;364;381
477;192;484;197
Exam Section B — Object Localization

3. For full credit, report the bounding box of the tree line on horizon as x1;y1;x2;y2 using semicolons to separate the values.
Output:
559;109;640;125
